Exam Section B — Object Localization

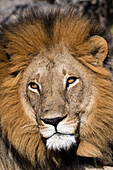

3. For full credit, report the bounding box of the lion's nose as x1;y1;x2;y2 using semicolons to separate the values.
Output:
41;115;67;128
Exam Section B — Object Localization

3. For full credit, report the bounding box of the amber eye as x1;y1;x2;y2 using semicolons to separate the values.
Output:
29;82;38;89
28;82;40;93
66;76;79;89
67;77;76;84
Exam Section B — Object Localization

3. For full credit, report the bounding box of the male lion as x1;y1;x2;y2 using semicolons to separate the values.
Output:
0;7;113;170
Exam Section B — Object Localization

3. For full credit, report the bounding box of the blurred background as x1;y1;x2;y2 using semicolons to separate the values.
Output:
0;0;113;75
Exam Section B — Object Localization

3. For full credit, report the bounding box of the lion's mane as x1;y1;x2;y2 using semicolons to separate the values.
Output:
0;7;113;170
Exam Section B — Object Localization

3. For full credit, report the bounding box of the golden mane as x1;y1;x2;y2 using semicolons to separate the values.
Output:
0;7;113;169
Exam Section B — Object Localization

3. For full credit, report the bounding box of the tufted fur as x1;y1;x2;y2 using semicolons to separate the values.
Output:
0;7;113;170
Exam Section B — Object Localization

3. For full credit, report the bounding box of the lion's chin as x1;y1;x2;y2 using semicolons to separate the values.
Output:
46;134;76;151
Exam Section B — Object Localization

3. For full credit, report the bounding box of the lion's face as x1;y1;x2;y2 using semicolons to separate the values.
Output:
20;47;95;151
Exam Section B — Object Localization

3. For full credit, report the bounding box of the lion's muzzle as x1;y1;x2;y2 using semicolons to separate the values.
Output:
39;115;79;151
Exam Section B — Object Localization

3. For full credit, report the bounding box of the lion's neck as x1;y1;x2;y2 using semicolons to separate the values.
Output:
0;137;103;170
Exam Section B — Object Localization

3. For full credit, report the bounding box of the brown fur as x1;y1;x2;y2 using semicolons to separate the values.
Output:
0;7;113;170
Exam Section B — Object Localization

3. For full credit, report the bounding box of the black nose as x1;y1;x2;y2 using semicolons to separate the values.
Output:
41;115;67;128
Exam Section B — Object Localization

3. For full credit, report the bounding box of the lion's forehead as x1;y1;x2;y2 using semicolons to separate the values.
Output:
23;49;88;81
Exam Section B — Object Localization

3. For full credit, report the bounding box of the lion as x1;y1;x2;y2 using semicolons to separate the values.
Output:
0;6;113;170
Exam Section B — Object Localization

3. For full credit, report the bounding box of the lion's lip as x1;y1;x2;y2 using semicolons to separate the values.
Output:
46;132;76;140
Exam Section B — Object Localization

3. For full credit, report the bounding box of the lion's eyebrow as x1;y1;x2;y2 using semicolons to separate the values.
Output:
35;73;40;82
62;68;67;76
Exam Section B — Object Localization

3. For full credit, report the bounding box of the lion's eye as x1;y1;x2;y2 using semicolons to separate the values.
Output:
28;82;40;94
66;76;79;89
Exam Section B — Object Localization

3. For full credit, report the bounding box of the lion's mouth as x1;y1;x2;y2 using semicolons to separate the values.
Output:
39;118;79;151
46;132;75;139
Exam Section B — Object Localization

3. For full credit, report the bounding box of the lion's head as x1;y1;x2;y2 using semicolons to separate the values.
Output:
0;7;113;169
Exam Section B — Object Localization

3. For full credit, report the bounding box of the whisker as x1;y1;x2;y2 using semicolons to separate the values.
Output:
27;128;39;132
20;124;37;129
18;128;39;134
16;123;38;133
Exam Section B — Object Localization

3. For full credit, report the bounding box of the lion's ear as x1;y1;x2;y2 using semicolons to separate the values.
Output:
89;35;108;65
